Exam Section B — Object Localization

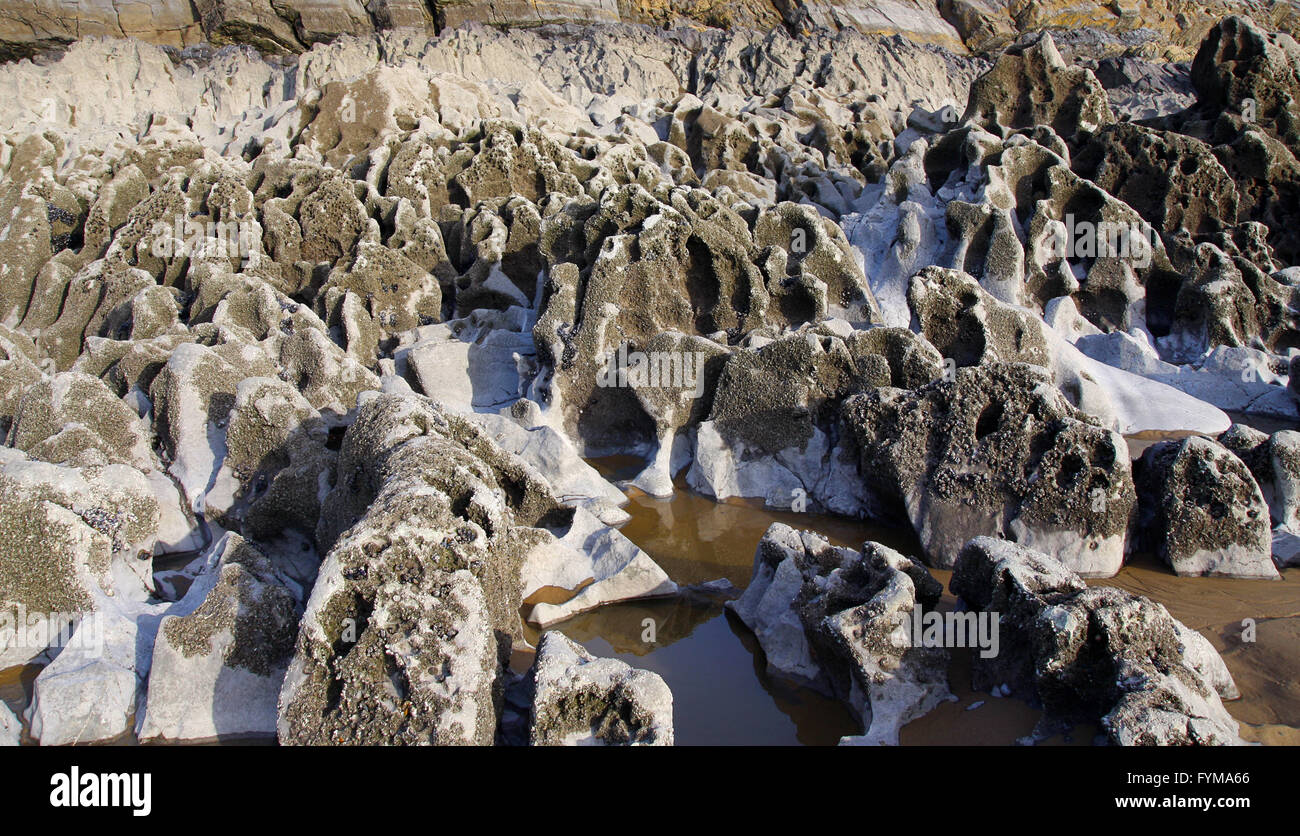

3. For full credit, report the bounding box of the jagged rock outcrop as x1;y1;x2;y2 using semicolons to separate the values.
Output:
964;31;1114;136
950;536;1243;745
276;392;557;744
1072;123;1240;240
0;21;970;745
1136;435;1280;578
728;522;951;744
277;392;673;744
1188;14;1300;146
843;14;1300;431
841;363;1137;574
2;8;1298;750
906;266;1231;434
533;192;884;454
527;630;673;745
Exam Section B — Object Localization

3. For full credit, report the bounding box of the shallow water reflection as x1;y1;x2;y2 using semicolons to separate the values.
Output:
552;455;1300;746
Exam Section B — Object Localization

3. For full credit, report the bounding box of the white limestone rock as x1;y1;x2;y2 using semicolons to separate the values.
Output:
528;631;673;746
139;534;301;743
398;322;536;414
0;699;19;745
27;605;153;746
525;507;678;627
729;523;952;745
467;411;629;525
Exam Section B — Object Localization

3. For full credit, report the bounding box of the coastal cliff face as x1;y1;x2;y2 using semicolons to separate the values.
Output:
1;0;1297;60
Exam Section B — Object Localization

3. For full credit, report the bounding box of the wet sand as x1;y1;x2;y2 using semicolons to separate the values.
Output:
1094;553;1300;742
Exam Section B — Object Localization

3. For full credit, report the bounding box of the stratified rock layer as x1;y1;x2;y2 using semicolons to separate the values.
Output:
3;0;1296;61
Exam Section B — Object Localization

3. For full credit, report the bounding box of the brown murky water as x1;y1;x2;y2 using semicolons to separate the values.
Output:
1124;428;1202;460
1124;411;1298;459
0;664;39;745
547;454;1300;746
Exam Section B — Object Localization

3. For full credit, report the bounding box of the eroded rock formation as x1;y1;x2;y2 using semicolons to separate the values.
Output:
951;536;1243;745
0;10;1294;747
729;522;951;744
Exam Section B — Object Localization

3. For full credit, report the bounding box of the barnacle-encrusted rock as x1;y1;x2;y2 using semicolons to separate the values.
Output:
1136;436;1279;578
0;449;159;669
964;33;1114;137
728;522;950;745
841;363;1137;575
686;321;943;514
1071;123;1240;240
905;265;1231;434
1217;424;1300;536
951;536;1243;745
150;342;259;511
7;371;156;470
533;187;882;452
0;326;42;438
528;630;673;746
278;393;544;744
210;376;337;540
